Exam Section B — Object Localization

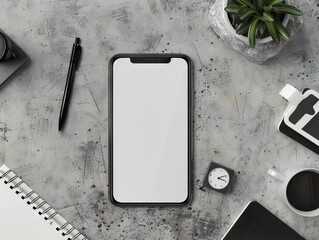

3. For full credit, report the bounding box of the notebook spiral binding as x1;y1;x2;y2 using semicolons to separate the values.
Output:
0;168;87;240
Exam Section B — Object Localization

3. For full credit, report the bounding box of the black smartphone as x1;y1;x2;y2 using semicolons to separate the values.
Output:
109;54;193;206
222;201;305;240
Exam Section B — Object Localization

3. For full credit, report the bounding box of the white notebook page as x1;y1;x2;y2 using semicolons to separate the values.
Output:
0;165;85;240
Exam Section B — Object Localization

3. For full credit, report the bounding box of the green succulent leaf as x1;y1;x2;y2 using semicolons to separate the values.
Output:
238;5;248;15
239;8;258;20
253;15;270;22
233;0;246;6
248;18;262;48
236;18;252;35
272;4;303;16
275;16;290;40
225;5;242;14
254;0;265;11
263;11;274;21
267;0;284;7
259;22;266;35
263;5;271;12
240;0;256;9
266;20;280;43
237;24;250;35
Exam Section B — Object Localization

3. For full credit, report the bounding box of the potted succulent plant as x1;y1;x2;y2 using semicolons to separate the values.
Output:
223;0;303;48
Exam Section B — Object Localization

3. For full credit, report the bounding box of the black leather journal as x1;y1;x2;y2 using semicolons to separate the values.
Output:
222;201;305;240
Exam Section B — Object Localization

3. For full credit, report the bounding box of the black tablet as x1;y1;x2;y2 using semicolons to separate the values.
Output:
222;201;305;240
109;54;193;206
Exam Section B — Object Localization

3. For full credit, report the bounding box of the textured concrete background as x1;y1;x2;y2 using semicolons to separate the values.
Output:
0;0;319;239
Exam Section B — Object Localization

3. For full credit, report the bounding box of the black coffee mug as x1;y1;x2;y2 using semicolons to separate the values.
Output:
268;167;319;217
0;32;15;62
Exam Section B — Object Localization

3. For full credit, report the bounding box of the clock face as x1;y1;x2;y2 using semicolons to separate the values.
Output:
208;168;230;190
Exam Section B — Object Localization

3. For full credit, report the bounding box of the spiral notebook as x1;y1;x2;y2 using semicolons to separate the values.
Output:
0;164;88;240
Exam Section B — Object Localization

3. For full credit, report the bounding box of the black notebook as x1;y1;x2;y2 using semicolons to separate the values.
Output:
222;201;305;240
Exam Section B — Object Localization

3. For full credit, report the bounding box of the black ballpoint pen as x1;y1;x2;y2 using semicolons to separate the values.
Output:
58;37;82;131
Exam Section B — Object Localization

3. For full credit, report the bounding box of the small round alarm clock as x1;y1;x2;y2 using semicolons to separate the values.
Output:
202;162;235;193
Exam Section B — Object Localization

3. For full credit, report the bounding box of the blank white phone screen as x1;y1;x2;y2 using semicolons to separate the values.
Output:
112;57;189;203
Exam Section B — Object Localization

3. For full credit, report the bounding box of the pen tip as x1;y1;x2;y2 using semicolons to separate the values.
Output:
75;37;80;44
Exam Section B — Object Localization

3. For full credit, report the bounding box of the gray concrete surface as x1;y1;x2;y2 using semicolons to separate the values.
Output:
0;0;319;239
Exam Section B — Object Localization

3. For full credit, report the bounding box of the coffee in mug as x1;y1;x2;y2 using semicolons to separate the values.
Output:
268;167;319;217
286;170;319;212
